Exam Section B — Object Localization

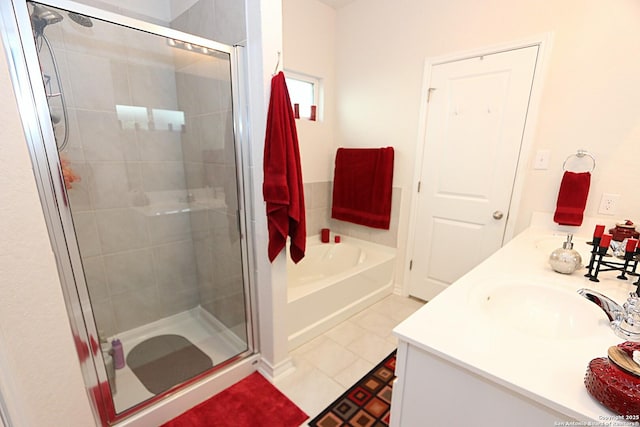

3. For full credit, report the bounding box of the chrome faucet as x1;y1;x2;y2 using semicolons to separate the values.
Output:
578;289;640;341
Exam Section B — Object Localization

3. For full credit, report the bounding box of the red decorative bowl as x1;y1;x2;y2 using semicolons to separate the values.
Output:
609;221;640;242
584;342;640;416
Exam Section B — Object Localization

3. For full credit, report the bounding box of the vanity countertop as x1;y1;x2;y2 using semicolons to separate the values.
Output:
393;225;639;422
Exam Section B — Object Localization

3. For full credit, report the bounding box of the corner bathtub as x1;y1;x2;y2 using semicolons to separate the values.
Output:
286;236;396;350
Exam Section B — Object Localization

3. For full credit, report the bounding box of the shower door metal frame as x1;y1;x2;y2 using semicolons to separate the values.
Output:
0;0;258;425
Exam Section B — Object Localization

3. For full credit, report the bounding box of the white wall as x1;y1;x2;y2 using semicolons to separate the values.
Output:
333;0;640;291
0;39;95;427
282;0;337;183
245;0;295;380
283;0;403;251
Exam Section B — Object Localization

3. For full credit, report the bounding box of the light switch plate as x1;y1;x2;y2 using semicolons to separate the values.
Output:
533;150;550;170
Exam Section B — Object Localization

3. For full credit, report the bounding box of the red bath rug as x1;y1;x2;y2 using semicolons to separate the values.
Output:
161;372;308;427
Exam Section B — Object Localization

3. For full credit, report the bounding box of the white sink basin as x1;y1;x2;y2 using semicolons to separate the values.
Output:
473;282;606;339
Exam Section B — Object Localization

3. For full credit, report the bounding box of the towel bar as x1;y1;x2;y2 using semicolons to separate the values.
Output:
563;149;596;172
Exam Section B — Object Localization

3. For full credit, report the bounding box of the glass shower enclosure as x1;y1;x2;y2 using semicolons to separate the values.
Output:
2;0;254;423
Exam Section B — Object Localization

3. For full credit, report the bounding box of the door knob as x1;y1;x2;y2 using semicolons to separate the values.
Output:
492;210;504;220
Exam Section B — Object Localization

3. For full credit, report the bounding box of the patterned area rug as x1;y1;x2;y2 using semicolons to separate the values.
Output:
309;350;397;427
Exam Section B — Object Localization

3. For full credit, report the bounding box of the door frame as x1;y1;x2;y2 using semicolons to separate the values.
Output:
403;33;553;296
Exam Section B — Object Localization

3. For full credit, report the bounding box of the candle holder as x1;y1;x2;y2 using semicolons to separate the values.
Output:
585;224;606;277
585;237;640;296
616;242;638;280
584;235;602;278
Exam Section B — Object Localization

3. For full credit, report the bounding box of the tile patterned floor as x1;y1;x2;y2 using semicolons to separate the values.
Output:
274;294;425;424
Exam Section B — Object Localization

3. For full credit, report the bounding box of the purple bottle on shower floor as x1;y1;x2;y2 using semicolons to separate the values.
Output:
112;339;125;369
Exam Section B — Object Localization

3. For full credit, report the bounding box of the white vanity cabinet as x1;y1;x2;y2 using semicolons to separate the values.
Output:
390;342;572;426
391;226;633;427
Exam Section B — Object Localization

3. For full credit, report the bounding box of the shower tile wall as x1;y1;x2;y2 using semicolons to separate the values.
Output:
176;54;247;342
69;0;246;42
51;22;196;337
172;0;247;341
304;181;401;248
304;182;332;237
43;6;246;339
171;0;246;46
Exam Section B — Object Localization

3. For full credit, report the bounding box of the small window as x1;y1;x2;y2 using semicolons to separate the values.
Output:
285;72;320;120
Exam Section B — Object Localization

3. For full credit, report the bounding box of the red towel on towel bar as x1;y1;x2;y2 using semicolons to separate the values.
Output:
553;171;591;226
331;147;394;229
263;72;306;263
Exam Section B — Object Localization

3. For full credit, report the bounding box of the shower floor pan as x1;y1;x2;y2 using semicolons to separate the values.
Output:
110;306;246;414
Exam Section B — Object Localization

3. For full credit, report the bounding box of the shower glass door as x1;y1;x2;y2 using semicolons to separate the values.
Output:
26;0;251;417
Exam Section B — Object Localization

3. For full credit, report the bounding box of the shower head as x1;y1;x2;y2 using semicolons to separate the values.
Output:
68;12;93;28
30;4;93;36
31;4;63;36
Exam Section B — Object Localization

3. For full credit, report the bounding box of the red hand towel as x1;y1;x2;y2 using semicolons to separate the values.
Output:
263;72;306;263
553;171;591;226
331;147;394;229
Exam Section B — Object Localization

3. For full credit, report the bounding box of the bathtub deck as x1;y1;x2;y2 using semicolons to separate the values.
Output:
286;237;397;350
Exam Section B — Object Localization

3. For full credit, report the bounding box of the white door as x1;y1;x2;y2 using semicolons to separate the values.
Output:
409;46;539;301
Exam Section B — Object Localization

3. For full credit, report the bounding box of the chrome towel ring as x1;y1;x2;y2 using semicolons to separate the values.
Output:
563;149;596;172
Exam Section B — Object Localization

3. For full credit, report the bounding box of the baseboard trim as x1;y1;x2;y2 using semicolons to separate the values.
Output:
257;356;295;381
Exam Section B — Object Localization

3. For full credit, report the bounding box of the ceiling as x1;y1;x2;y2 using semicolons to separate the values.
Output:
317;0;356;9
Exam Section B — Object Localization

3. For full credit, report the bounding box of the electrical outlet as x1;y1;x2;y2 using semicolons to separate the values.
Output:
598;193;620;215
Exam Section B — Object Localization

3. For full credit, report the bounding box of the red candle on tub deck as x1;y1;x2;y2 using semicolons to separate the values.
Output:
334;235;341;243
321;228;330;243
593;225;605;238
626;238;638;253
599;234;612;248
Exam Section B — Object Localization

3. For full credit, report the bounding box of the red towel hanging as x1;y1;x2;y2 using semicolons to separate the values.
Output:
553;171;591;226
331;147;394;229
262;72;306;263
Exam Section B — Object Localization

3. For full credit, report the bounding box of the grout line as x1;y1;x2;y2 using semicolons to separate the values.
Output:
277;294;424;419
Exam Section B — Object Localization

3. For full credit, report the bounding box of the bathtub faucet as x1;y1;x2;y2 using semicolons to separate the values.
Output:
577;288;640;341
